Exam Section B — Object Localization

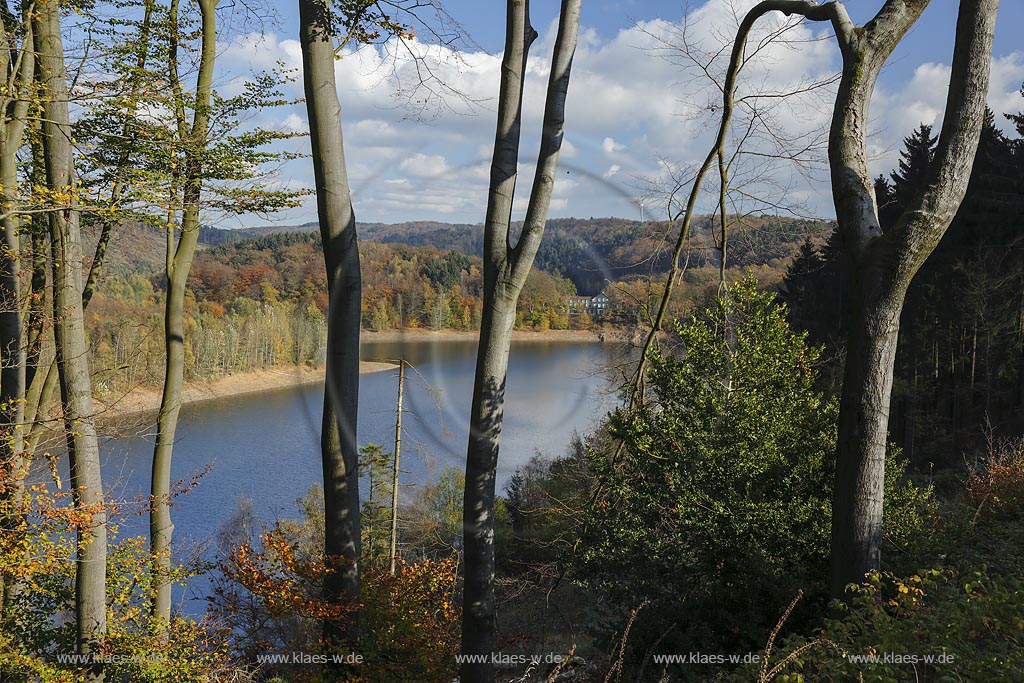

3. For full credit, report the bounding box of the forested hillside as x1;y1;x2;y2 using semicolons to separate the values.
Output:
81;214;826;392
206;214;829;294
86;231;579;390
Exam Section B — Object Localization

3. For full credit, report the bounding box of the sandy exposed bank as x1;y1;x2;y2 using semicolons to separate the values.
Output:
94;361;395;425
93;328;617;426
361;328;608;344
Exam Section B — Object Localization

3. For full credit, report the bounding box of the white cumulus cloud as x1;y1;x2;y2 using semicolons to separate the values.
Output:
602;137;626;154
215;0;1024;226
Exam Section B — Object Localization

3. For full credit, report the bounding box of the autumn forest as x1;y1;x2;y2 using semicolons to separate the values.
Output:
2;1;1024;683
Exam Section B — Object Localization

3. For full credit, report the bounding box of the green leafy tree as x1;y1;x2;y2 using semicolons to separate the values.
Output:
403;467;464;560
423;251;472;290
580;278;934;673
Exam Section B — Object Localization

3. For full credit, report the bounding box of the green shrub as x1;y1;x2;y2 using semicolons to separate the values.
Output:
578;278;934;677
724;566;1024;683
722;439;1024;683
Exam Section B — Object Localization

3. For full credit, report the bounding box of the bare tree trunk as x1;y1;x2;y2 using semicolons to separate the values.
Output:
34;1;106;678
462;2;581;681
22;169;51;445
390;359;404;576
0;4;34;621
149;0;217;628
970;320;978;394
829;0;998;597
298;0;363;647
985;330;992;415
905;370;917;467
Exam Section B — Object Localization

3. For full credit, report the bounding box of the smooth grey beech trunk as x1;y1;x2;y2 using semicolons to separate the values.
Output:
150;0;218;626
461;1;581;681
0;3;34;621
825;0;998;598
298;0;363;647
34;1;107;679
20;29;152;469
719;0;997;599
390;359;404;576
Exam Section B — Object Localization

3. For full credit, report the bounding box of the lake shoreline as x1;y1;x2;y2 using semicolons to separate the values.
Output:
361;328;609;344
94;361;395;427
94;328;611;426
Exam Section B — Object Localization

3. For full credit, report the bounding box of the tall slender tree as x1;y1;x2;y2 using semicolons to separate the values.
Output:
34;0;107;678
461;1;581;681
297;1;465;647
149;0;218;626
0;0;35;621
298;0;364;646
17;1;159;469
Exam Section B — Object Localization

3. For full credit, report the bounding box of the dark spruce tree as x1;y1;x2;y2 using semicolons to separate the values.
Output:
786;94;1024;470
890;123;937;209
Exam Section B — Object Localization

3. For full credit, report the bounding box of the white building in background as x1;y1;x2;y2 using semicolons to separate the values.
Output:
567;293;611;316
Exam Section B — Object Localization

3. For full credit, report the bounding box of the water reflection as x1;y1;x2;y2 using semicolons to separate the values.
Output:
87;339;624;545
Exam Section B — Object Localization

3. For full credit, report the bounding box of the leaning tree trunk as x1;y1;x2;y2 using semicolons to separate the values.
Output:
461;1;581;681
298;0;363;648
150;0;217;628
34;1;107;679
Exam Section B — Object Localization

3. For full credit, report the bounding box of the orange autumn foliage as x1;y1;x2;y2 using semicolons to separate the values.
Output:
212;521;461;683
967;439;1024;519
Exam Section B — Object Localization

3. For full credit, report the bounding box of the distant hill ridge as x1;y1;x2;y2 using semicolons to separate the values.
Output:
91;215;832;296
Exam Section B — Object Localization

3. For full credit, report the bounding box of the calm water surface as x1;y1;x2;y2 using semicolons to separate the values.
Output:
95;339;624;548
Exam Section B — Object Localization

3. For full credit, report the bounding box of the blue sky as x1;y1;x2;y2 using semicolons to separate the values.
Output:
219;0;1024;228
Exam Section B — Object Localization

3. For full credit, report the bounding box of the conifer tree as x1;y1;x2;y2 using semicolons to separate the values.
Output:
891;123;937;208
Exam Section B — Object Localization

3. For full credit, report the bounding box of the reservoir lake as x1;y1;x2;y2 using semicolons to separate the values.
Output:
93;339;624;563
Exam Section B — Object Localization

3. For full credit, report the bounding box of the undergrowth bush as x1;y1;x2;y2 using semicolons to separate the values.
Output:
721;438;1024;683
0;482;228;682
211;488;462;683
578;278;936;679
